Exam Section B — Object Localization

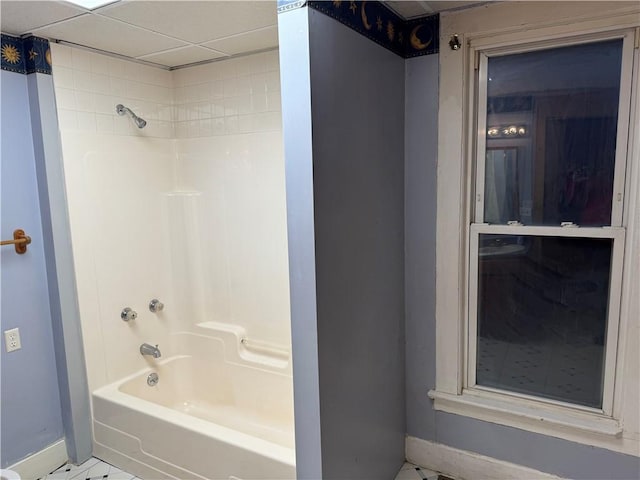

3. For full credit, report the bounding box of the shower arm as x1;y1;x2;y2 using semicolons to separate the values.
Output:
116;104;147;128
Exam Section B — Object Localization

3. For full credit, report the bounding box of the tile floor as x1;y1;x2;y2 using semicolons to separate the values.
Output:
394;463;442;480
38;457;140;480
39;458;445;480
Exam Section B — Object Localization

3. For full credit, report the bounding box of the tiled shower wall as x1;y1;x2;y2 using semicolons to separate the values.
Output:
50;44;289;391
173;50;281;138
50;45;173;138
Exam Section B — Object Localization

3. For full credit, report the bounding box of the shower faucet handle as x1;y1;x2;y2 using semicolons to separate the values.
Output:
149;299;164;313
121;307;138;322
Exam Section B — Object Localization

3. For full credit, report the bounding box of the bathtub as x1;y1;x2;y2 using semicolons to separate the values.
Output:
92;329;296;480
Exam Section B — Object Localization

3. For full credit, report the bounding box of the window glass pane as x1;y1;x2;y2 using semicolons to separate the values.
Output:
484;40;623;226
476;234;612;408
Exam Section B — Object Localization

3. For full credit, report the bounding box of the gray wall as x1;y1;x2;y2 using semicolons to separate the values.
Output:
0;70;65;468
405;55;438;443
404;54;640;480
308;9;406;480
279;6;407;479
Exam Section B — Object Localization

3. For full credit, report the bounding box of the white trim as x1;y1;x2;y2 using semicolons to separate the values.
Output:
406;436;565;480
474;53;488;222
468;224;625;238
467;228;480;388
613;32;640;430
8;439;67;480
463;7;640;50
429;388;621;436
612;31;635;227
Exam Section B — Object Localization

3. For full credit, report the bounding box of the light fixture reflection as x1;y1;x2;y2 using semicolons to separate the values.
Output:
487;124;528;139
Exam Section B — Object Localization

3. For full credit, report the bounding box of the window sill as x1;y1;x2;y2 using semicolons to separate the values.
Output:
428;388;625;449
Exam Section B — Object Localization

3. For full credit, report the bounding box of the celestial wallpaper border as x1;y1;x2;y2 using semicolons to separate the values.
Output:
1;34;52;75
278;0;439;58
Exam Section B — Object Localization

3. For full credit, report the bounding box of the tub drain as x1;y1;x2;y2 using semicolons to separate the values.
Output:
147;372;159;386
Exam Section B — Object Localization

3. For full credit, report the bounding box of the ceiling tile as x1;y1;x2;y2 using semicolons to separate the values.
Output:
201;26;278;56
138;45;227;68
425;1;480;13
384;1;479;18
98;1;277;44
0;1;86;36
31;14;188;57
384;1;433;19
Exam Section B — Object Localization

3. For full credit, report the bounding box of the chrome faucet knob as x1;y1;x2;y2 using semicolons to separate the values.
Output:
121;307;137;322
149;299;164;313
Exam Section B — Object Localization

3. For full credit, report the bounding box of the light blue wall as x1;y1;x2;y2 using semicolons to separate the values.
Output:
0;70;65;468
404;54;640;480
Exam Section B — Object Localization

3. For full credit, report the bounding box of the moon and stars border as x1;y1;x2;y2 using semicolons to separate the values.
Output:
278;0;438;58
1;34;52;75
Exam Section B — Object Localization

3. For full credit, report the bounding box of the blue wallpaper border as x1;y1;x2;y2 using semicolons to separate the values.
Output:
1;34;52;75
278;0;439;57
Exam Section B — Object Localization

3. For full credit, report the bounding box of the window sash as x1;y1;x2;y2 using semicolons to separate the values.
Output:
473;31;635;228
467;223;626;415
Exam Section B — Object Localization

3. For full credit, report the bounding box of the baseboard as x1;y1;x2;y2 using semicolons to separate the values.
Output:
8;439;67;479
406;436;565;480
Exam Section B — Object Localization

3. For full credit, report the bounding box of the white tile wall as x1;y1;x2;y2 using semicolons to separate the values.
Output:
173;51;282;138
51;45;280;139
51;44;174;138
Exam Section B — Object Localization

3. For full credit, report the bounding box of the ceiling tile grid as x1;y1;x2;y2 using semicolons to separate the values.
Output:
1;0;281;69
0;1;86;36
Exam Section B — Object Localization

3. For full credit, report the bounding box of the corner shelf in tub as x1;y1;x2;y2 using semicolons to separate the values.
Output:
195;321;291;369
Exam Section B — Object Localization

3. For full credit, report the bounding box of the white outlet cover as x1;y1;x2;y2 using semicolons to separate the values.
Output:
4;328;21;353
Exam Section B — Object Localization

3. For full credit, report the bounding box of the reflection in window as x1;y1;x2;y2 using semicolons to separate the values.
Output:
484;40;623;226
476;235;612;408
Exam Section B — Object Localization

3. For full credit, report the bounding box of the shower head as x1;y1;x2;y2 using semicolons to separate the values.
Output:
116;104;147;129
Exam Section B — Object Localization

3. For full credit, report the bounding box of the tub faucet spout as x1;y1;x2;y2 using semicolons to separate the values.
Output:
140;343;161;358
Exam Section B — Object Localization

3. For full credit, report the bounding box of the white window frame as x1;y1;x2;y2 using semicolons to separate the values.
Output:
468;33;633;418
468;224;625;416
430;2;640;456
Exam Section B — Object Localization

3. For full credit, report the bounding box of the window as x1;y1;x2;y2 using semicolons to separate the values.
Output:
430;8;640;455
469;38;630;415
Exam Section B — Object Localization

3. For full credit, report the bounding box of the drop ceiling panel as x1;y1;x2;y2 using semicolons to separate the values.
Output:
426;1;480;12
201;26;278;56
0;1;86;36
98;1;277;44
385;1;479;18
31;14;188;57
138;45;226;67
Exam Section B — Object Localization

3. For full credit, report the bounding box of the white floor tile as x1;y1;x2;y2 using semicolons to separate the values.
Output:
395;468;423;480
41;457;136;480
105;469;135;480
394;463;440;480
71;460;112;479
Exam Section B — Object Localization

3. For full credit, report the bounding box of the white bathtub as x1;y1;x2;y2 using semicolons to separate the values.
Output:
92;330;296;480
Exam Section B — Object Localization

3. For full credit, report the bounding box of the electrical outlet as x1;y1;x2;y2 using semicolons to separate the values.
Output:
4;328;21;353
